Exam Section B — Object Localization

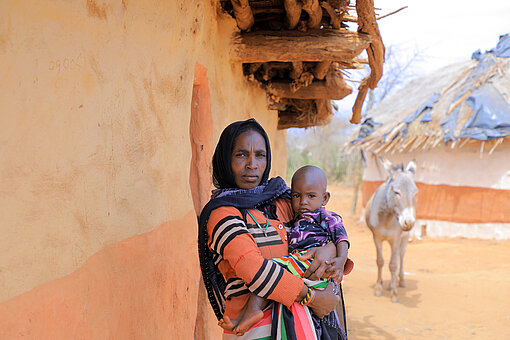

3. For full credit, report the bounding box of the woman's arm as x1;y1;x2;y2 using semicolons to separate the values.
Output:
294;282;339;318
208;207;304;308
307;282;340;318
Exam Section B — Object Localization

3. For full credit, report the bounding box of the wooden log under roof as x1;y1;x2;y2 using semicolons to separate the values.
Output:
230;30;371;63
268;67;352;100
268;80;352;100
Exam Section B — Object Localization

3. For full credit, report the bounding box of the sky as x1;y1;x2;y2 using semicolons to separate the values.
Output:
374;0;510;74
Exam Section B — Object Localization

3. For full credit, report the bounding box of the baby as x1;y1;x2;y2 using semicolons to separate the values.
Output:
219;165;353;335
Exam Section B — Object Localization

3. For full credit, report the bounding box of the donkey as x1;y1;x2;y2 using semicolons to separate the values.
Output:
364;157;418;302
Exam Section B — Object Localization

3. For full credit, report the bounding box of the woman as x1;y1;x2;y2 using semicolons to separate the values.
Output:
198;118;346;339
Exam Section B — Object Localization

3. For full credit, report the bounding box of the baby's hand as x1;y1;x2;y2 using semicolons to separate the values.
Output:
298;243;336;280
324;257;346;284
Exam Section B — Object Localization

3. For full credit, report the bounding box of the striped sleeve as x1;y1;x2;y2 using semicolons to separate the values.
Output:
224;278;251;300
209;215;249;256
247;259;284;298
207;207;303;307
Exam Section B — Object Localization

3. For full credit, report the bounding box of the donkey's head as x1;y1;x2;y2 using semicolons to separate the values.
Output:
381;157;418;231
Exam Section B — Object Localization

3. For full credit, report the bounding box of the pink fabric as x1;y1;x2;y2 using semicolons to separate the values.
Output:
289;303;318;340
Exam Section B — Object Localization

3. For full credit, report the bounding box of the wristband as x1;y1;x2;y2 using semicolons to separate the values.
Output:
299;287;315;306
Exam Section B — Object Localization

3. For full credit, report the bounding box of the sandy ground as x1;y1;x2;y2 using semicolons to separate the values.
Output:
327;184;510;340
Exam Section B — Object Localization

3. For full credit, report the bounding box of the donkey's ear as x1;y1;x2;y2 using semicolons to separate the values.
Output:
379;156;394;175
406;160;417;174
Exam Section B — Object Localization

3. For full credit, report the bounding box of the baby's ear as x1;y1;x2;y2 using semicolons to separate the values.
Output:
322;192;331;206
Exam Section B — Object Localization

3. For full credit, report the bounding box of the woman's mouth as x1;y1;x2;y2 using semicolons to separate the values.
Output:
242;175;259;182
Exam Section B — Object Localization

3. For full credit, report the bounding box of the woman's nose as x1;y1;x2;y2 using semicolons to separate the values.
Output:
246;154;257;168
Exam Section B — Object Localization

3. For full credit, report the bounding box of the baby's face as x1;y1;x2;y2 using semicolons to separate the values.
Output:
290;175;328;216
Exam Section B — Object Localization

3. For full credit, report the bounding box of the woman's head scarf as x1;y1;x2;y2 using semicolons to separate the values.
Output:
212;118;272;189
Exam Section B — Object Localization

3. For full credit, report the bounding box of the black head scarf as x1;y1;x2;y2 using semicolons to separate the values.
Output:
212;118;272;189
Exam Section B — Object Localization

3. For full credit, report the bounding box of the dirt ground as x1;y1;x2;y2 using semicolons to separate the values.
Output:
327;184;510;340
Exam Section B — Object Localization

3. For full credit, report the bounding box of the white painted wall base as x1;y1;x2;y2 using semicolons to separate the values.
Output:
359;209;510;240
411;220;510;240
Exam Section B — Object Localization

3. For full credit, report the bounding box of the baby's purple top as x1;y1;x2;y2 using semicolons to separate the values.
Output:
288;207;349;253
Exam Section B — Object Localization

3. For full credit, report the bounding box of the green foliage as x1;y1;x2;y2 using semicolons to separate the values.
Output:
286;117;361;185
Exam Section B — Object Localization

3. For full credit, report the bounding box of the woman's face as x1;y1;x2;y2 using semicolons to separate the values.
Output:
231;130;267;189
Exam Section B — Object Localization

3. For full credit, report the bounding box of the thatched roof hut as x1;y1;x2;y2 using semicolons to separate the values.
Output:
349;33;510;239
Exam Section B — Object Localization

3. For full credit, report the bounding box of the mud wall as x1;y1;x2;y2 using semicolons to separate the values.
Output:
360;145;510;238
0;0;286;338
362;145;510;189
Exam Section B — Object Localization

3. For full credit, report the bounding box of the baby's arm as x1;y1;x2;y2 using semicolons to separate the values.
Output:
336;240;349;262
321;210;354;282
324;241;349;283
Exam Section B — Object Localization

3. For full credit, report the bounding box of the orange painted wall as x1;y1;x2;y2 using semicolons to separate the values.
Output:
362;181;510;223
0;213;198;339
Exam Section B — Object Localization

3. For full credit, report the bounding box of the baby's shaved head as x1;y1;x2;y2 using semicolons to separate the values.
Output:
291;165;328;192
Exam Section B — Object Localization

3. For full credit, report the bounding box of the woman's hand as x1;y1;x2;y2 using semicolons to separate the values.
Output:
308;282;340;318
298;242;336;280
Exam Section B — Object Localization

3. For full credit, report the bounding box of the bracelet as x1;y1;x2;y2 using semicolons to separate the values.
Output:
299;287;316;306
308;288;316;305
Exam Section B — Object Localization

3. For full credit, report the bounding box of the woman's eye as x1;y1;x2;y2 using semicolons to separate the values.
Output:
394;191;401;196
309;195;316;198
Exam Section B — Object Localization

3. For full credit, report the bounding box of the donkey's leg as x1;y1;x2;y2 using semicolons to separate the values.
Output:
373;234;384;297
399;231;410;288
388;238;400;303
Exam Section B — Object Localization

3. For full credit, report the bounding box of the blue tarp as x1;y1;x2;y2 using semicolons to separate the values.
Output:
381;92;439;142
352;117;382;144
473;33;510;60
460;84;510;140
442;33;510;143
401;92;440;124
440;88;471;143
495;33;510;57
440;107;460;144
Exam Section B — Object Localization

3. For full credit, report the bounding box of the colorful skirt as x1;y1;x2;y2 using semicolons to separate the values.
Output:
222;302;346;340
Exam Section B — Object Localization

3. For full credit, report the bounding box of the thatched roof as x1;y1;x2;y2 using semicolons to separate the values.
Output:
349;34;510;154
221;0;385;129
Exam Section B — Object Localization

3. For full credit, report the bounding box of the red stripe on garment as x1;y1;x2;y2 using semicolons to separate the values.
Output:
289;303;317;340
287;255;307;277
